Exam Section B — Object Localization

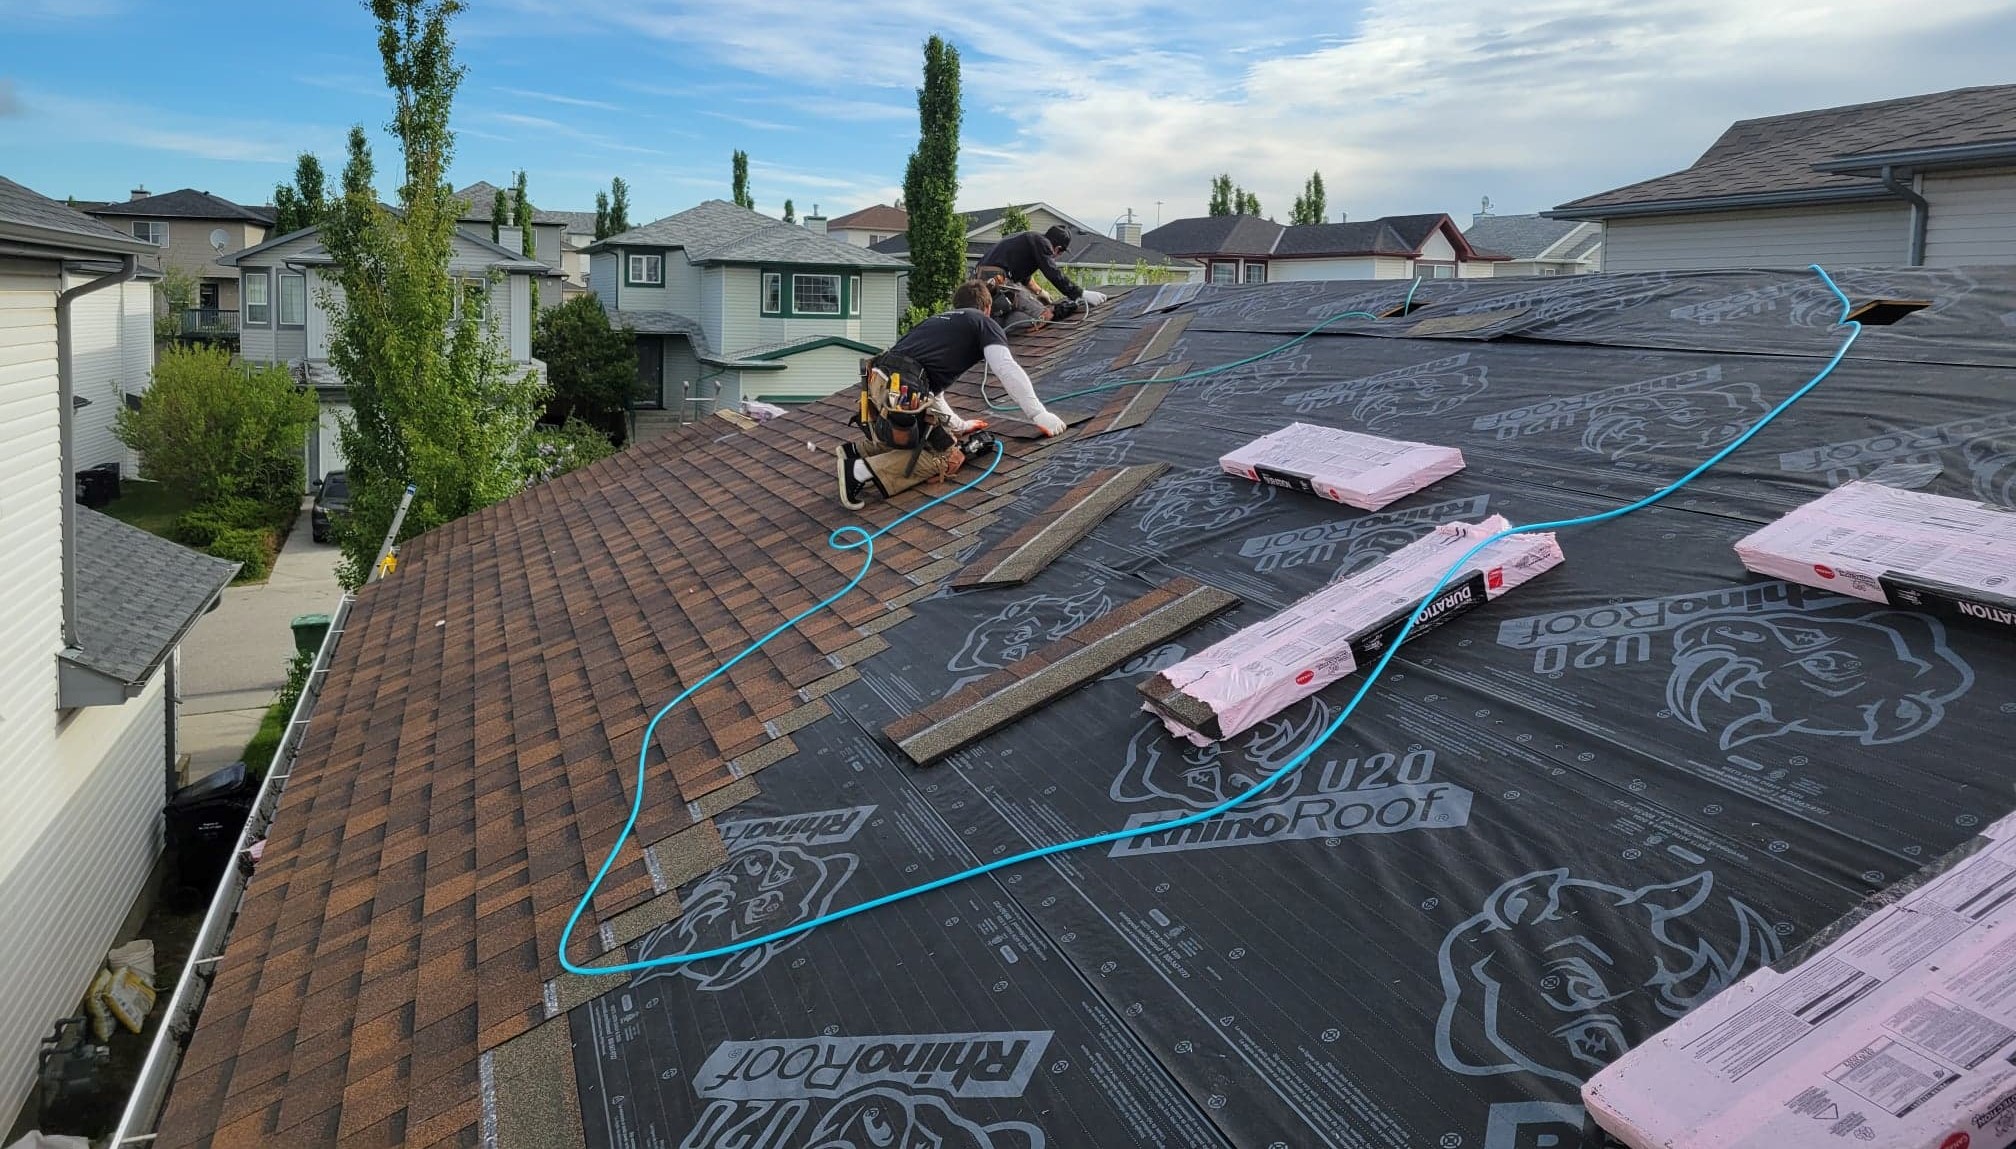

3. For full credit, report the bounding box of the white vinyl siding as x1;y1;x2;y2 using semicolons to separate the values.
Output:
1266;256;1388;281
509;274;531;361
312;397;350;482
1599;203;1911;272
711;268;901;357
610;249;698;316
63;271;150;473
1922;169;2016;267
2;677;167;1122
745;343;880;403
589;251;618;303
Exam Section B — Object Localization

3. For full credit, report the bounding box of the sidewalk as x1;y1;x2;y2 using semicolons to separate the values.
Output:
176;501;345;781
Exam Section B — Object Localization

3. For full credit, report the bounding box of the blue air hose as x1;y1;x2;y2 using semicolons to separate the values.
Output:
559;265;1861;977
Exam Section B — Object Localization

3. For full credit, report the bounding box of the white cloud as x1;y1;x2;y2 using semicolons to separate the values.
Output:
700;110;800;133
0;89;335;164
496;86;624;112
478;110;683;154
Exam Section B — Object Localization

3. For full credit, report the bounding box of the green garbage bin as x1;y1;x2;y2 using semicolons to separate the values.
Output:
291;613;332;655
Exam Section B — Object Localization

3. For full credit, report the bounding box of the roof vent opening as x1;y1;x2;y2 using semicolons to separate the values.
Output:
1379;300;1429;320
1844;298;1930;326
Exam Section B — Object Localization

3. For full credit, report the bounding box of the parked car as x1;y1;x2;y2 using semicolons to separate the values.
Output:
311;472;349;543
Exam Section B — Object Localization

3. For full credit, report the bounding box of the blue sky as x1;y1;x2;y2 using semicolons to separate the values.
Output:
4;0;2016;234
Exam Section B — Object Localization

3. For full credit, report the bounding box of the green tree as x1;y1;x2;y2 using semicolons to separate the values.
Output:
1290;171;1326;225
1208;173;1234;216
532;293;637;438
115;344;318;507
322;0;549;589
901;34;964;318
514;171;539;309
1000;203;1032;234
782;198;795;224
608;176;630;234
272;152;329;232
490;186;508;242
1238;188;1262;216
594;188;610;240
732;149;753;209
152;266;198;342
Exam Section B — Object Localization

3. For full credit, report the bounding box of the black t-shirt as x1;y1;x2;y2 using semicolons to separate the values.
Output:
977;231;1083;300
884;308;1008;393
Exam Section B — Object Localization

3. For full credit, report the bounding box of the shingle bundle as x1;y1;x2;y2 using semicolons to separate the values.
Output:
1139;515;1564;745
1734;480;2016;605
1218;422;1466;511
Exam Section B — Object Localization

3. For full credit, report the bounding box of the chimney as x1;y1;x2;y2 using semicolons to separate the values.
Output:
1115;221;1142;246
129;186;151;201
804;203;826;234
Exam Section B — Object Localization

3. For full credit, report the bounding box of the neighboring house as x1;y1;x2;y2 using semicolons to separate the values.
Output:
1142;213;1504;282
66;260;159;474
1462;213;1603;276
823;203;908;248
453;181;584;300
961;202;1098;244
85;187;273;337
218;222;553;482
869;230;1202;287
0;175;239;1122
587;199;907;431
1549;83;2016;271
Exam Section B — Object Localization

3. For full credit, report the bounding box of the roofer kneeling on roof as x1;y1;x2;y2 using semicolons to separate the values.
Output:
976;224;1107;332
838;279;1065;510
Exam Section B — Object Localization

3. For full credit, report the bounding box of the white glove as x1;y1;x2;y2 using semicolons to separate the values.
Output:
1034;412;1067;437
926;391;980;433
1081;290;1107;307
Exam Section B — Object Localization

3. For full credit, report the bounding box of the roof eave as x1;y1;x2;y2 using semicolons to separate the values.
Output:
1814;139;2016;175
0;221;156;259
1544;184;1898;220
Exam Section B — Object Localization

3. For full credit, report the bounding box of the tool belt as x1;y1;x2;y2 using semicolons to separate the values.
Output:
856;352;954;477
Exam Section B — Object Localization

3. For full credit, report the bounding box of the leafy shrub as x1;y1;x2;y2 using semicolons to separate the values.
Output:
276;648;315;719
522;417;616;484
531;294;638;440
116;345;318;508
207;527;272;582
170;508;230;547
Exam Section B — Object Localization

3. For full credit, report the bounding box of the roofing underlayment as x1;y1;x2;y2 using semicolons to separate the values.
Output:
154;265;2016;1148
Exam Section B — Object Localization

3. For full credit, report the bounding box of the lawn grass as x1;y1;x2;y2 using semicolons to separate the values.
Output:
101;479;196;537
240;695;291;777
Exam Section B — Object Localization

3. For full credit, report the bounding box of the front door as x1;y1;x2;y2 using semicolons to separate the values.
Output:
636;336;664;408
197;282;220;331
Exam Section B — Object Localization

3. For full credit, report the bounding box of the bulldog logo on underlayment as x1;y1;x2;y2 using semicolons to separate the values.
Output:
1496;584;1978;754
1192;349;1316;406
1112;699;1333;809
1668;610;1975;751
805;1088;1046;1149
1579;377;1767;461
1132;468;1276;546
1281;353;1490;430
633;840;859;993
949;584;1117;677
1436;869;1779;1086
1964;434;2016;507
1010;438;1136;504
1779;410;2016;509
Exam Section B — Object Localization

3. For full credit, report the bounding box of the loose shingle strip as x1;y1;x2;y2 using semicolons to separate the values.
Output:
884;577;1241;765
1079;363;1187;439
952;464;1170;590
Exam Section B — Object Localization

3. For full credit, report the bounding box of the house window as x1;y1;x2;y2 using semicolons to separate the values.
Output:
791;273;841;315
1244;263;1267;284
848;276;861;317
243;269;271;326
452;277;488;322
1209;262;1237;285
278;272;306;328
131;221;168;246
625;253;663;286
1417;261;1456;279
762;272;783;315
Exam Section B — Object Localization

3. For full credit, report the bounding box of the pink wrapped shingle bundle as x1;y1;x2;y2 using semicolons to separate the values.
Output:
1734;480;2016;606
1138;515;1563;745
1218;422;1466;511
1585;807;2016;1149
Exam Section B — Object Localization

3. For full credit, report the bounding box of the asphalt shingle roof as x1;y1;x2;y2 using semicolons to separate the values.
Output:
87;188;272;223
0;175;156;254
1145;213;1487;260
594;200;906;268
66;508;238;686
1141;214;1286;257
453;182;589;228
825;204;908;231
1556;83;2016;212
869;231;1197;269
1461;213;1590;260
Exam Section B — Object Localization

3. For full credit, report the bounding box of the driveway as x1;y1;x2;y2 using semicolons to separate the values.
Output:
176;501;345;781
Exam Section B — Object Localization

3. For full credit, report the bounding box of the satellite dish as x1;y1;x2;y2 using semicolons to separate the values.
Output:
210;228;229;251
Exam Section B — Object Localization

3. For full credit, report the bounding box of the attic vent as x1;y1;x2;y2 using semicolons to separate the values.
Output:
1379;301;1430;320
1844;298;1930;326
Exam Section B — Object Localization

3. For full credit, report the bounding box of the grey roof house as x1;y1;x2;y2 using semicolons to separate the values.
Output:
1143;212;1506;283
1462;212;1603;276
0;174;239;1124
86;186;275;333
869;227;1203;287
1550;83;2016;271
454;181;595;295
218;220;556;482
586;199;908;433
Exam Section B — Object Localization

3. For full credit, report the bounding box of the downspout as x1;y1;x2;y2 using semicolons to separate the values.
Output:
56;254;139;648
1878;164;1928;266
